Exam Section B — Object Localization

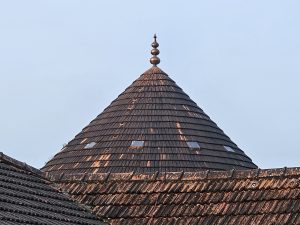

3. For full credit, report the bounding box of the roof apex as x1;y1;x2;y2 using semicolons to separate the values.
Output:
142;65;167;75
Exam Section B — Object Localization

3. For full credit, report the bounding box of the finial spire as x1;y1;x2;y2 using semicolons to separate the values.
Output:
150;34;160;66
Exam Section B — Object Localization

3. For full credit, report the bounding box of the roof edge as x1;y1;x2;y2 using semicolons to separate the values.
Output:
0;152;43;177
46;166;300;183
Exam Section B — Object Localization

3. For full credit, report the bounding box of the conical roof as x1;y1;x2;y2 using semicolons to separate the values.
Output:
43;36;257;175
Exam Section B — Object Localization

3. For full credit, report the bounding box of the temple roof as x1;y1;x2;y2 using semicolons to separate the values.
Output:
37;35;299;225
42;36;257;175
0;153;106;225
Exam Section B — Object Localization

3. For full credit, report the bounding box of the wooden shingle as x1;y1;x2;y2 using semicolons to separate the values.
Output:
42;66;257;175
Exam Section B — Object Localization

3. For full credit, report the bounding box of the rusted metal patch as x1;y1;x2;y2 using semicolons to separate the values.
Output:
181;171;208;180
131;172;158;181
258;168;285;178
233;169;260;179
108;172;134;181
208;170;233;179
156;172;183;181
285;167;300;176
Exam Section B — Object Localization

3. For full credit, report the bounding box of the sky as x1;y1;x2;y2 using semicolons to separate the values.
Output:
0;0;299;169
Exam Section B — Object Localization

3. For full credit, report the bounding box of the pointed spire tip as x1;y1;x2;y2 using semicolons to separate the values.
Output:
150;34;160;66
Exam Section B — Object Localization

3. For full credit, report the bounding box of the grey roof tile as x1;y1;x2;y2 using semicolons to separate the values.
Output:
0;153;106;225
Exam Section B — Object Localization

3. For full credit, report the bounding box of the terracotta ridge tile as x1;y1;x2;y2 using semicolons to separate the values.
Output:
107;211;300;221
49;167;300;183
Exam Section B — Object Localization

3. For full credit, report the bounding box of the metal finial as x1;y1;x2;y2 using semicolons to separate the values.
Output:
150;34;160;66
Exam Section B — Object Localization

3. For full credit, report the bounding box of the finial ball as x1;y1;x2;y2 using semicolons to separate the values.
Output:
150;57;160;65
151;49;160;56
152;42;159;48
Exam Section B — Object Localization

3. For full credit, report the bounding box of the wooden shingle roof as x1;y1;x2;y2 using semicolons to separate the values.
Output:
0;152;107;225
43;66;257;175
48;167;300;225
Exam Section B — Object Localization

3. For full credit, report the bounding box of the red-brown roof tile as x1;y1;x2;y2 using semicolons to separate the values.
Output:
48;168;300;225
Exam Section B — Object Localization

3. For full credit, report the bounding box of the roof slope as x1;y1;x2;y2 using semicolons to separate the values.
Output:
49;167;300;225
43;66;256;175
0;153;106;225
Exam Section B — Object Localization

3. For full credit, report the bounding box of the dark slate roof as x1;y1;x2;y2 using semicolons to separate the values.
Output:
43;66;257;175
0;152;107;225
48;167;300;225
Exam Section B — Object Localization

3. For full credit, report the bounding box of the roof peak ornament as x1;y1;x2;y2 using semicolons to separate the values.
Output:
150;34;160;66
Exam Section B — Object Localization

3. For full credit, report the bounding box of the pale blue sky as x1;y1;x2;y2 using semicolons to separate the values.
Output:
0;0;299;169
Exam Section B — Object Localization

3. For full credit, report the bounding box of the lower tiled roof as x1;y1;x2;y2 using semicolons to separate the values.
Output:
48;167;300;225
0;153;107;225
